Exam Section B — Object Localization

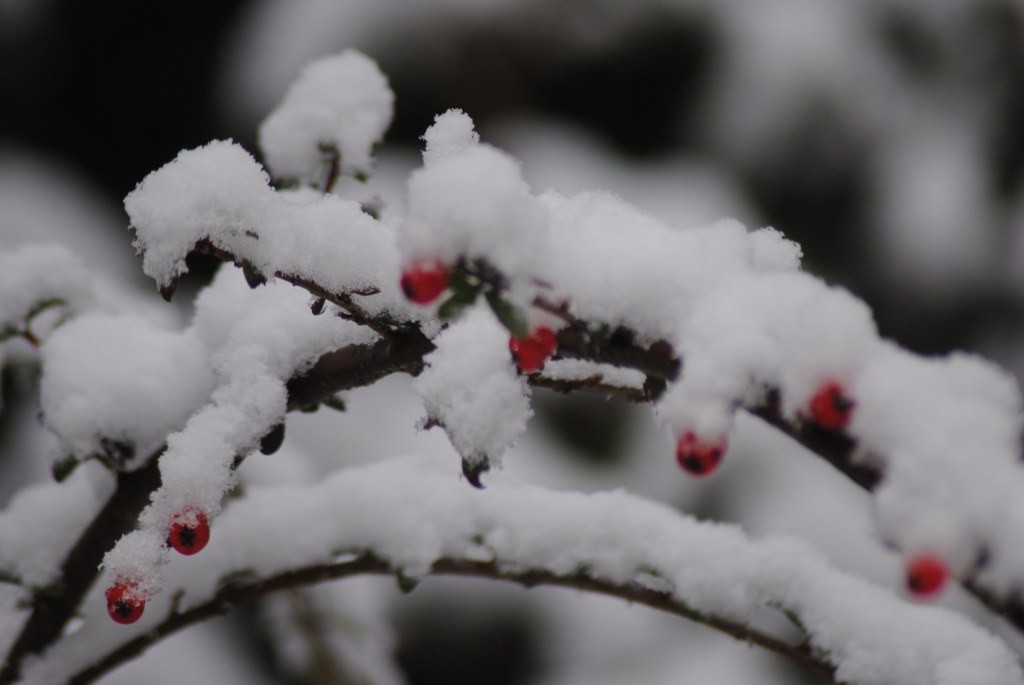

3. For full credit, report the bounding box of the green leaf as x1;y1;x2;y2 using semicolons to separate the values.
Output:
0;568;22;586
51;455;80;483
485;291;528;338
395;570;419;594
322;395;347;412
437;286;480;321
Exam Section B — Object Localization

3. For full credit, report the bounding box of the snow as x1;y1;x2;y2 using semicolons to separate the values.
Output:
125;141;408;319
541;359;646;390
99;529;168;601
0;462;114;588
537;191;797;340
855;346;1024;571
125;140;274;291
0;244;93;335
40;313;213;468
39;455;1024;685
399;144;549;284
413;307;533;470
421;109;480;167
104;269;374;591
258;50;394;183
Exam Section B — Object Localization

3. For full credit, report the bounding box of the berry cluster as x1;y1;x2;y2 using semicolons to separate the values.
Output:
401;261;559;374
106;507;211;624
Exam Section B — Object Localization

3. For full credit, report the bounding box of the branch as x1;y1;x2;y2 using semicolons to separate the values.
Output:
284;328;434;411
193;241;397;340
745;390;881;490
0;459;161;685
528;372;647;402
66;552;837;685
0;333;436;683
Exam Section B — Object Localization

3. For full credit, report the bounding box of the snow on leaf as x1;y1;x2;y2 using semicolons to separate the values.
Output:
258;50;394;183
0;244;93;338
124;139;274;290
40;313;213;468
399;142;548;284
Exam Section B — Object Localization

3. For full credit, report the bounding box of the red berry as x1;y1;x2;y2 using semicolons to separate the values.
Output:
675;432;726;477
106;582;145;624
808;381;855;430
509;326;557;373
400;261;449;305
168;508;210;556
906;554;949;599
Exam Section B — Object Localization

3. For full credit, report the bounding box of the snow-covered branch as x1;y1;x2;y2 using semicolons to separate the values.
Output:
39;457;1023;685
66;555;834;685
4;45;1024;684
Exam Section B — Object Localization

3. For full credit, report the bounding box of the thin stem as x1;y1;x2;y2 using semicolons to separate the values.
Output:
194;241;398;340
529;373;647;402
67;553;837;685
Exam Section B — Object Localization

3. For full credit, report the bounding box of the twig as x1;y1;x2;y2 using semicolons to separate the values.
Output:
0;459;162;685
0;333;435;683
529;373;647;402
66;552;837;685
193;241;398;340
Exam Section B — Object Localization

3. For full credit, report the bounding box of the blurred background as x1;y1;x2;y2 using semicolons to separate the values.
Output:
3;1;1024;683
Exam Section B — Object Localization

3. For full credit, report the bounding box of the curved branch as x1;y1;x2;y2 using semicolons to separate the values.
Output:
67;552;837;685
